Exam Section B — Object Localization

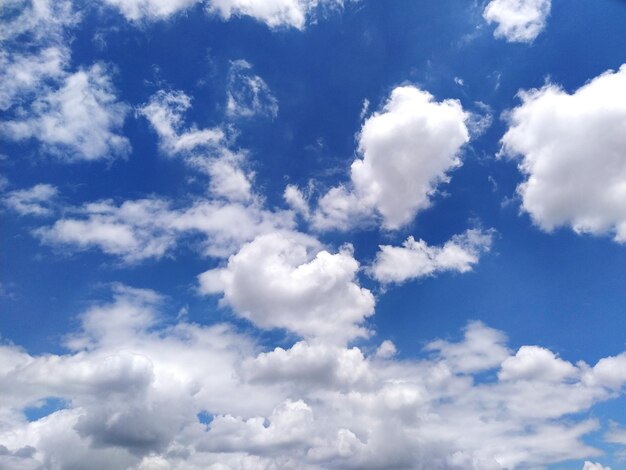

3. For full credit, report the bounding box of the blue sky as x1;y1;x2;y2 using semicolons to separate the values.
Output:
2;1;626;469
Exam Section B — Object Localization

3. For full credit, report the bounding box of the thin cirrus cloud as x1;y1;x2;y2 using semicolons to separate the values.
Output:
483;0;552;43
0;286;625;469
500;64;626;242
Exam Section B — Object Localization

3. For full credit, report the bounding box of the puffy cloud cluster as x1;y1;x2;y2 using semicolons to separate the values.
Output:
500;65;626;242
199;231;375;342
311;86;469;231
370;228;494;284
0;1;130;162
0;286;623;469
483;0;551;43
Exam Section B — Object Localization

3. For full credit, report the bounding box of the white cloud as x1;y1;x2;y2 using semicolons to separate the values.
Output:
36;196;295;263
2;289;626;469
370;228;494;284
102;0;202;21
0;0;77;44
483;0;551;43
284;184;311;218
0;0;75;117
1;64;130;161
139;89;254;202
208;0;347;30
4;184;58;216
139;90;224;156
312;86;469;231
198;231;375;342
0;47;69;111
226;60;278;119
500;65;626;242
583;462;612;470
101;0;349;28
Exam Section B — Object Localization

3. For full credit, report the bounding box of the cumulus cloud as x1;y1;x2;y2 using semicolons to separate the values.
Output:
483;0;551;43
500;65;626;242
1;64;130;161
36;196;295;263
4;184;58;216
2;287;626;469
312;85;469;231
370;228;494;284
582;462;612;470
226;60;278;119
198;231;375;342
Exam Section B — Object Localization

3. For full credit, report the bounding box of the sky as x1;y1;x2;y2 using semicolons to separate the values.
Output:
1;0;626;469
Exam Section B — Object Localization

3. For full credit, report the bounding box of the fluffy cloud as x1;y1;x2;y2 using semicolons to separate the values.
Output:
198;231;375;342
500;65;626;242
1;64;130;161
226;60;278;119
4;184;58;216
370;228;494;284
2;289;626;469
582;462;612;470
483;0;551;43
36;196;295;263
312;86;469;231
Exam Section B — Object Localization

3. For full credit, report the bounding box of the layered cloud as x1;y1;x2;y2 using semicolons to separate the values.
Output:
483;0;552;43
36;197;295;262
311;86;469;231
0;286;623;469
370;228;494;284
500;65;626;242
